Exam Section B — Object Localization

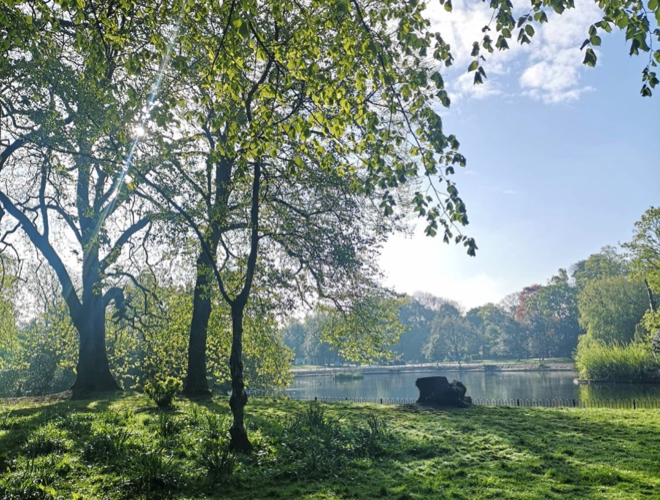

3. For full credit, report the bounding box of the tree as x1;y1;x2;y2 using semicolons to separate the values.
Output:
394;295;438;363
320;292;407;364
522;270;582;358
571;247;627;290
424;314;480;366
578;275;648;344
138;0;474;451
0;1;173;396
623;207;660;354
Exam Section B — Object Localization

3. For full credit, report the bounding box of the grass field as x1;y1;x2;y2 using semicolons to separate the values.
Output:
0;393;658;499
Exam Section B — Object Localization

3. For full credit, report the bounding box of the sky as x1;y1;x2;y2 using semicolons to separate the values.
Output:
379;0;660;310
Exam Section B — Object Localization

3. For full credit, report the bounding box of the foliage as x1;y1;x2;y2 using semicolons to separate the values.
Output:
143;377;183;409
519;270;582;358
196;435;238;481
320;293;408;364
577;275;648;344
0;299;77;398
574;336;660;382
571;247;628;289
424;314;481;364
623;207;660;354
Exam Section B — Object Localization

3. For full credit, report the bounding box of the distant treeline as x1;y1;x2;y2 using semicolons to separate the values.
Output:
283;239;658;375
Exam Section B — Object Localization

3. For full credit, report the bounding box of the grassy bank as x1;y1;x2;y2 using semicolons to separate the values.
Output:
1;394;658;499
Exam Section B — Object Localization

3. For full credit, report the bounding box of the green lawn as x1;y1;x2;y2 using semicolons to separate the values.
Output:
0;393;658;499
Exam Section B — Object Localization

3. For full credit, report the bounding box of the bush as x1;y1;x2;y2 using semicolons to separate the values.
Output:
144;377;183;409
196;435;237;481
574;336;660;382
126;447;178;494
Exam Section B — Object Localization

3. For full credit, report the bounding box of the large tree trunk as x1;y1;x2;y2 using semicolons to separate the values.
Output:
183;252;215;396
183;154;231;396
70;249;119;398
229;302;251;452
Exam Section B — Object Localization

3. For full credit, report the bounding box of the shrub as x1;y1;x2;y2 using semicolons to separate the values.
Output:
126;447;178;494
155;413;184;438
574;336;660;382
144;377;183;409
196;435;237;481
354;413;391;457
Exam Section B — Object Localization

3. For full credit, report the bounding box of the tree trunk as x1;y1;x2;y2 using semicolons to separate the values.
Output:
70;249;119;398
70;292;119;397
229;303;252;452
645;279;657;313
183;252;215;397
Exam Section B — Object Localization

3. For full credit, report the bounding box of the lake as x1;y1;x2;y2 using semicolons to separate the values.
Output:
288;369;660;402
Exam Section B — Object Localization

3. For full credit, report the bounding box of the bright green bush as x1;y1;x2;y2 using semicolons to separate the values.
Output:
143;377;183;409
574;336;660;382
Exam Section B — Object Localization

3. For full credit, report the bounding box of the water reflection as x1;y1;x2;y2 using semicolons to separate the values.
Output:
288;369;660;401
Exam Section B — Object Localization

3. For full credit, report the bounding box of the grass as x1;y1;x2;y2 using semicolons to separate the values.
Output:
1;393;659;499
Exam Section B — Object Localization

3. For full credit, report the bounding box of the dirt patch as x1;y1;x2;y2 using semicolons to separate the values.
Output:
0;391;72;406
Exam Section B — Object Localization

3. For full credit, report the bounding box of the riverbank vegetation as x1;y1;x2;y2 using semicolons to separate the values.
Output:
1;394;659;499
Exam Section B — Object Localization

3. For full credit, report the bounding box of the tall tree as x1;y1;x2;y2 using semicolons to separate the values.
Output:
0;1;172;396
623;207;660;354
140;0;473;450
578;275;648;344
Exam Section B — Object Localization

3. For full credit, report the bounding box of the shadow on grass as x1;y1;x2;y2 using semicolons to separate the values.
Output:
386;404;659;499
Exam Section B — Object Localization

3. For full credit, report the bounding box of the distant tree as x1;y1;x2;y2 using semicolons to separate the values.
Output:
321;292;407;364
394;297;437;363
478;302;528;360
280;319;307;363
571;247;627;289
423;315;480;366
523;270;582;358
578;275;648;344
623;207;660;351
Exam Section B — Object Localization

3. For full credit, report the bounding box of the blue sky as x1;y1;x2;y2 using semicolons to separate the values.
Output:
379;0;660;309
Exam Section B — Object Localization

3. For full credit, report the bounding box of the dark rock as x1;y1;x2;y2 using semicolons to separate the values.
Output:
415;376;471;407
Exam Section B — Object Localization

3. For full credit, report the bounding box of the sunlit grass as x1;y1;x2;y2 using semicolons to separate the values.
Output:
1;394;658;499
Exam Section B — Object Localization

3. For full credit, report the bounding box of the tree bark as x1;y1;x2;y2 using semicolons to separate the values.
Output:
70;249;119;398
70;293;119;397
229;302;252;452
645;278;657;313
183;252;215;396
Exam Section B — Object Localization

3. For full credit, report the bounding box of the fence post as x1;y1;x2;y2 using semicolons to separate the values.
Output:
572;399;576;408
633;399;636;410
380;398;383;404
315;396;317;402
516;399;520;407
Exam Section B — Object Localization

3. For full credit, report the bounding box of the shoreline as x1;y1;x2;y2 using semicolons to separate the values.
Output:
291;362;576;377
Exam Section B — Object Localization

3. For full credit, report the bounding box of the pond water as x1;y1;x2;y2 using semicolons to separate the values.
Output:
288;369;660;402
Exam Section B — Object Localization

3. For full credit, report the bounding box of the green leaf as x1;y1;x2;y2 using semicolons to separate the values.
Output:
590;35;601;47
468;60;479;72
583;47;597;67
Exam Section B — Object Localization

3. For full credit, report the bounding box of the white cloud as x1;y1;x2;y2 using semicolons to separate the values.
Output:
379;231;508;310
450;72;503;103
424;0;603;104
